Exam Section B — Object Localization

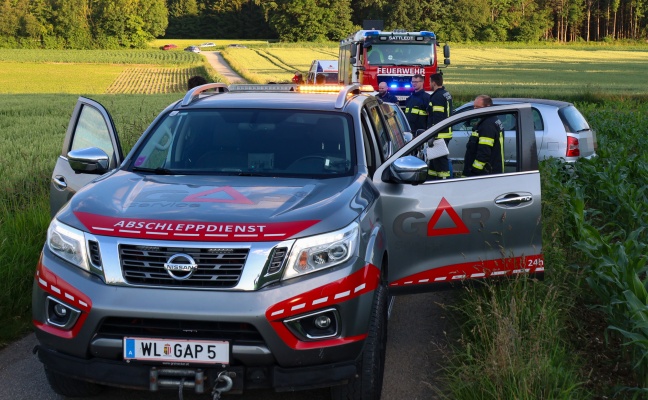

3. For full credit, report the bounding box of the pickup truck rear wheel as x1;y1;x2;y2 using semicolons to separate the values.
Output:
45;368;103;397
331;282;387;400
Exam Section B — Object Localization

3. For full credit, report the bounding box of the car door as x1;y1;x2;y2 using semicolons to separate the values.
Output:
50;97;122;217
374;104;544;293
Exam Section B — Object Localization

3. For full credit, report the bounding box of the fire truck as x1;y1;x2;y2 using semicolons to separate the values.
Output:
339;29;450;103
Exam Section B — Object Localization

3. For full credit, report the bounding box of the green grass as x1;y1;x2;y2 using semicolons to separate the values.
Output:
448;47;648;99
221;45;338;83
0;47;213;95
440;157;592;399
0;48;203;64
0;62;127;94
0;93;181;348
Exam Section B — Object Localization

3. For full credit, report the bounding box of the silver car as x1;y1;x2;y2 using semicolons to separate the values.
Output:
452;98;597;168
184;45;201;53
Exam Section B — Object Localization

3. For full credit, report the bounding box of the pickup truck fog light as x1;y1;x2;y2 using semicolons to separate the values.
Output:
53;303;68;317
284;308;339;340
314;315;331;328
46;296;81;330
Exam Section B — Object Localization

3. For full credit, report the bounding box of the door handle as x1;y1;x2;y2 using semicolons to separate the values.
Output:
495;194;532;207
53;176;67;190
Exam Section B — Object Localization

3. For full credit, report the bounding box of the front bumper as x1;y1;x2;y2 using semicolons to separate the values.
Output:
33;247;378;392
36;345;357;393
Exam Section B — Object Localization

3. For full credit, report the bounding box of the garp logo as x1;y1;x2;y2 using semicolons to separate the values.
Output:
393;198;490;237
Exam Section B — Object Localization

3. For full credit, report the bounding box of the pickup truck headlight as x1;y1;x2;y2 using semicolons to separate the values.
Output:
47;219;90;272
283;222;359;280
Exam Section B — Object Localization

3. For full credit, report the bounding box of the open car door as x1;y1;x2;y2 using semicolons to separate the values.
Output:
50;97;122;218
374;104;544;294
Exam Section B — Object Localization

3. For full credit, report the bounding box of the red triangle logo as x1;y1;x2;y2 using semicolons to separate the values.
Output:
183;186;254;204
427;197;470;236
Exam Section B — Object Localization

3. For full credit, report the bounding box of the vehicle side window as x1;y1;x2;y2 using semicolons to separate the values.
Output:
70;104;115;160
361;109;379;176
424;110;522;177
367;105;391;159
380;104;406;152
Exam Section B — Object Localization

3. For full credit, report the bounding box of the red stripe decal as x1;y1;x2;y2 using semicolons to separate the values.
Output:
34;257;92;339
389;254;545;287
73;211;319;242
266;264;380;349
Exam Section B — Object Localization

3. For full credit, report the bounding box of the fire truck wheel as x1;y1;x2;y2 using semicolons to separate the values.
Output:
331;281;387;400
45;367;104;397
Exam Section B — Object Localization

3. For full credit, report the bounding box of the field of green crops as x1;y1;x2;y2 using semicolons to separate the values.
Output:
0;48;213;94
1;42;648;398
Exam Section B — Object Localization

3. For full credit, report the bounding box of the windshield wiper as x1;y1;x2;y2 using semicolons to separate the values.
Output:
132;166;175;175
237;171;267;177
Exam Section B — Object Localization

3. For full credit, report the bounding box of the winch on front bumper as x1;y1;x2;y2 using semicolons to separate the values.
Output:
36;344;358;396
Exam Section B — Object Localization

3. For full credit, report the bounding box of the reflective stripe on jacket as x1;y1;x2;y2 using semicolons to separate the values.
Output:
463;116;504;176
404;90;431;133
427;87;453;139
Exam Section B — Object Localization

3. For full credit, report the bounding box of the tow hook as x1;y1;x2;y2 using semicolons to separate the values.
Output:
211;371;234;400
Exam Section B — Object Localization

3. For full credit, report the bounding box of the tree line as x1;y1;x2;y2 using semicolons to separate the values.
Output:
0;0;645;49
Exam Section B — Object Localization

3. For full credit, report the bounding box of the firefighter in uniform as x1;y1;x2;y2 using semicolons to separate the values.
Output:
404;74;430;134
376;82;398;103
426;73;453;179
463;95;505;177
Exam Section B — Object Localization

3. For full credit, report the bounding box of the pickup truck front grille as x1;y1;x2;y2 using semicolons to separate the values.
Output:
97;317;263;342
120;245;248;288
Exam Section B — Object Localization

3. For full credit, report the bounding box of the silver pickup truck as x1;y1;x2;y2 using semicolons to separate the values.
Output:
33;84;543;400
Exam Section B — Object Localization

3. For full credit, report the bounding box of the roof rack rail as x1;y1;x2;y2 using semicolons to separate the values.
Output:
229;84;297;92
335;84;374;109
181;83;229;107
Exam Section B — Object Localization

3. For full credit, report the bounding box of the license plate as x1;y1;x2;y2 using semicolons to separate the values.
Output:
123;337;229;364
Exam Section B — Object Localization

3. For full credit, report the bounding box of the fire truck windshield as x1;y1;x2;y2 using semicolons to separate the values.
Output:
365;44;433;66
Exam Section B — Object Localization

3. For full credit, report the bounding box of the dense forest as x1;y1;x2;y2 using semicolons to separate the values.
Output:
0;0;646;48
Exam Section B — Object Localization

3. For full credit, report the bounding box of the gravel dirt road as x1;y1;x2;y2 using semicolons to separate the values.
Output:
202;51;247;84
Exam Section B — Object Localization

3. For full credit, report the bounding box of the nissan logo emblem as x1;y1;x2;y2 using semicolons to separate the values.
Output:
163;253;198;280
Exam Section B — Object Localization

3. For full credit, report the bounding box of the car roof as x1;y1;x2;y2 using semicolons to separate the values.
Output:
489;98;572;107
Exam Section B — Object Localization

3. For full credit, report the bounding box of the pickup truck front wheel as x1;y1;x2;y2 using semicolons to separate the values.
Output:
331;282;387;400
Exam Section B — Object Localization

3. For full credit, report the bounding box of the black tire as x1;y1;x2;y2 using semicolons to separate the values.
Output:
331;282;388;400
44;368;104;398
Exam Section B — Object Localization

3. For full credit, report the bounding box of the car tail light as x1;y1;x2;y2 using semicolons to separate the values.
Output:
566;137;580;157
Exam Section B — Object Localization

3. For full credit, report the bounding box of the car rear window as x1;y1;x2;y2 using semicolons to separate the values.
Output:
558;105;590;133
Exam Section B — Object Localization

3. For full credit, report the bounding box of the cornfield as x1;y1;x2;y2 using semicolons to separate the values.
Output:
105;66;206;94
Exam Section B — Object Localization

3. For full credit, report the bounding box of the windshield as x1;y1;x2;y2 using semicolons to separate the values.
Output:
365;43;433;66
131;109;355;178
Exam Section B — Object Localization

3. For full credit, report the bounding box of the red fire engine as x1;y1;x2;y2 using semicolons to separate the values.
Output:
339;29;450;102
